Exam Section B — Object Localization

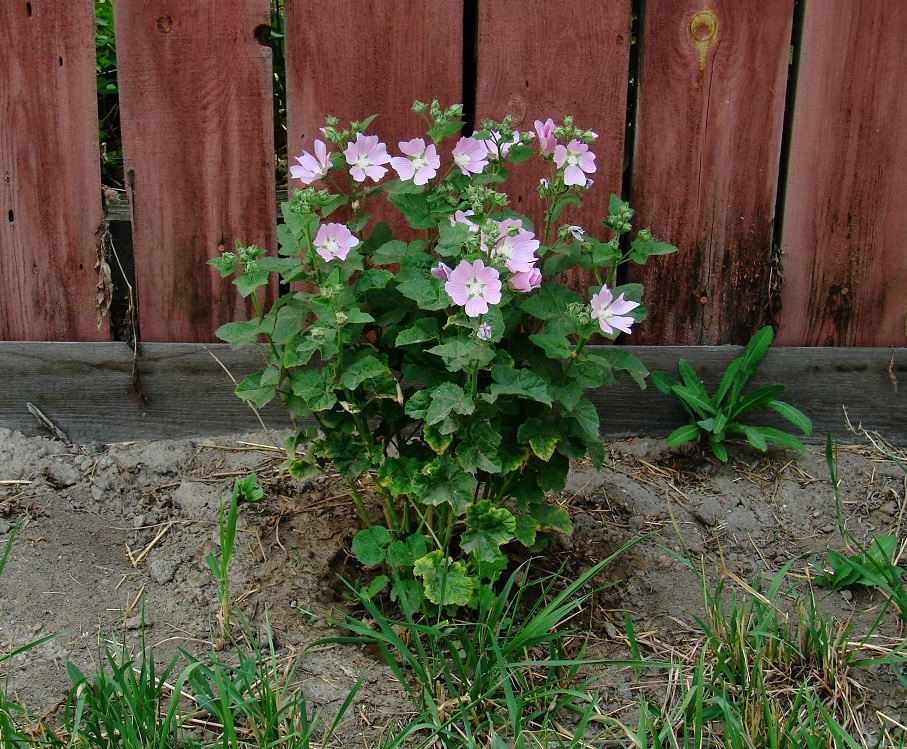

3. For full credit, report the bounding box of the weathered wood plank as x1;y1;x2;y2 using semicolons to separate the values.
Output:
776;1;907;347
1;343;903;445
114;1;277;343
474;0;632;243
630;0;794;345
284;0;462;225
0;0;105;341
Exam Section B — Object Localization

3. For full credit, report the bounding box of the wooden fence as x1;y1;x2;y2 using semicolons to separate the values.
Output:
1;1;905;442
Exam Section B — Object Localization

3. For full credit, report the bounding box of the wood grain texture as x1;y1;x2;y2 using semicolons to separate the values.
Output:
0;0;105;341
114;0;277;343
630;0;794;345
776;1;907;347
475;0;631;247
284;0;462;228
1;342;903;445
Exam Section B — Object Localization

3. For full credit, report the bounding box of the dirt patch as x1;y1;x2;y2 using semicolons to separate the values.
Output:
1;426;905;744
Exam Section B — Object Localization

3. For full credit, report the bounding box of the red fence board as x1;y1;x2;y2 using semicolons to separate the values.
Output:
630;0;794;345
114;1;276;343
777;1;907;347
475;0;631;247
284;0;463;204
0;0;105;341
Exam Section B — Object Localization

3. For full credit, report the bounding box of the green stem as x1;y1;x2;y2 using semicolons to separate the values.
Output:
344;477;374;528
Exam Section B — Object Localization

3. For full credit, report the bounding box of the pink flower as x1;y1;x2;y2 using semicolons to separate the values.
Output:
553;138;596;187
445;259;502;317
533;118;556;154
476;322;493;341
313;223;358;262
483;130;519;160
450;209;479;232
590;286;639;336
344;133;391;182
431;262;453;281
451;136;489;176
289;139;331;184
509;268;542;293
390;138;440;185
488;219;539;273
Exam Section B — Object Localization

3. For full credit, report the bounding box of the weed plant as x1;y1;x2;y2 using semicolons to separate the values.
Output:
815;435;907;624
325;540;658;748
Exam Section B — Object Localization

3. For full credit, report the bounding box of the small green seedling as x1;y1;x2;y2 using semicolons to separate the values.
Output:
811;536;902;590
651;325;812;461
206;473;264;640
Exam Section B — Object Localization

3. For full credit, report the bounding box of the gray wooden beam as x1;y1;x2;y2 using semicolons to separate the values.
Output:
0;342;904;445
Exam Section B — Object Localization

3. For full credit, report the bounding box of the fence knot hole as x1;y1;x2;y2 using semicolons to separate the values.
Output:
688;10;718;73
157;15;173;33
253;24;271;47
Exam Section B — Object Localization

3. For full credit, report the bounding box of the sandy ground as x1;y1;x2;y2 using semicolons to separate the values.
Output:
1;425;905;745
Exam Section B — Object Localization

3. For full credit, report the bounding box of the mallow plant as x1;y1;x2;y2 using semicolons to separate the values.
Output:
211;101;676;615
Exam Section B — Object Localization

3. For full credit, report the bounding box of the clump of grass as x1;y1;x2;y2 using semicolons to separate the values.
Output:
325;538;658;748
607;560;907;748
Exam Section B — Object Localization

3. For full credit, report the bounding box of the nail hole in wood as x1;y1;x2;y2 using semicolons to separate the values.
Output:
25;2;32;17
58;56;64;67
8;210;15;223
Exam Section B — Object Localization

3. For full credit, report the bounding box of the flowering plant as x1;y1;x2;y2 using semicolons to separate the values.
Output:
211;102;675;614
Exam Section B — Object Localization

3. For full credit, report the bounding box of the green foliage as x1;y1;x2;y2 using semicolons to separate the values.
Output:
652;325;812;461
214;103;676;615
816;435;907;623
205;473;263;640
323;547;650;747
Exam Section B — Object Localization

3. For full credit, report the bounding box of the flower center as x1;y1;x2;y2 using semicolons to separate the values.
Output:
466;278;486;298
454;152;471;168
324;238;340;255
355;155;371;170
412;155;428;169
566;153;580;167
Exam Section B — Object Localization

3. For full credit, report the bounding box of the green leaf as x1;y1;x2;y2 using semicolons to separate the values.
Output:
355;268;395;295
215;320;262;349
714;359;743;409
456;419;503;474
427;337;495;373
233;473;264;503
395;318;441;346
461;501;517;563
386;534;430;570
708;434;729;462
424;382;474;425
487;366;552;405
514;513;538;547
340;354;388;390
396;268;449;310
389;192;437;229
678;360;709;400
390;576;424;617
517;418;560;461
370;240;410;265
529;504;573;535
520;282;583;321
290;369;337;412
738;423;768;452
413;551;474;606
740;426;806;452
665;423;702;447
529;331;573;360
412;456;477;514
730;385;786;419
352;526;392;566
650;370;678;396
671;384;717;418
361;575;389;601
767;400;813;435
236;366;280;408
235;268;270;298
